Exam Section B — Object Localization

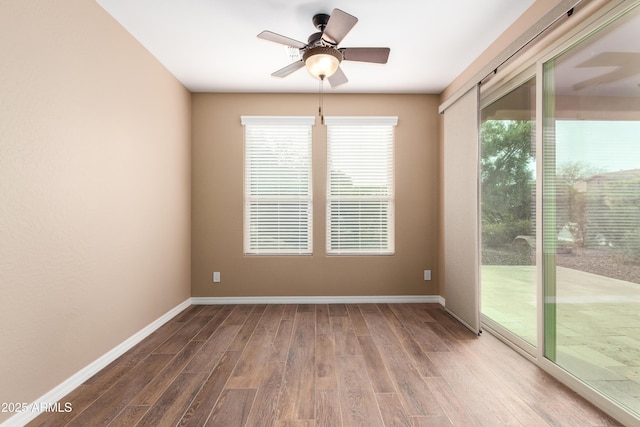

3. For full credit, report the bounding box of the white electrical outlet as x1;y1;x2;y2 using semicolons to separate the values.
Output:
424;270;431;281
213;272;220;283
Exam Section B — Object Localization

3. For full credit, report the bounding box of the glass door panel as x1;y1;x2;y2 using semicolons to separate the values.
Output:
481;77;537;347
542;5;640;416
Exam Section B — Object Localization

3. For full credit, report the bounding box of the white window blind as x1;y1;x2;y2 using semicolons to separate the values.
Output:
241;116;315;255
325;116;397;255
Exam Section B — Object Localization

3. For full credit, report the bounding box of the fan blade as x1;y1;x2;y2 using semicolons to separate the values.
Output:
341;47;390;64
322;9;358;45
258;31;306;49
272;60;305;78
328;67;348;87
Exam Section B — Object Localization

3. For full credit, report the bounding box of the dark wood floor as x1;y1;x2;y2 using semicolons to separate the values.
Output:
28;303;622;426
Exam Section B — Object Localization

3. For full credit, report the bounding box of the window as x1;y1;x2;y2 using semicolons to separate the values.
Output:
541;4;640;417
241;116;314;255
325;116;397;255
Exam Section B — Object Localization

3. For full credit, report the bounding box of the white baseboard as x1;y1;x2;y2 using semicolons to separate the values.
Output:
191;295;443;305
1;299;191;427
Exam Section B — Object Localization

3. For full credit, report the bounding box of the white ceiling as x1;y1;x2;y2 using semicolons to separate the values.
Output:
96;0;535;94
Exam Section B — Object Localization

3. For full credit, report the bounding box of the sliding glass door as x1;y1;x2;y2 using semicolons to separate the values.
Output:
480;3;640;422
542;4;640;417
481;77;537;348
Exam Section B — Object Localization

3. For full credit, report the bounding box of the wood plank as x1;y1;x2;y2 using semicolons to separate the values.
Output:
244;361;285;427
193;305;234;340
464;347;556;426
390;305;450;352
173;305;205;322
270;318;294;361
178;351;240;426
108;405;149;427
423;377;481;426
358;303;380;313
346;304;370;336
328;304;348;317
154;316;212;354
315;334;338;391
330;315;353;335
97;319;184;370
204;388;256;427
136;372;208;427
331;316;360;356
316;304;331;335
361;306;401;346
297;304;315;313
381;344;443;417
421;320;461;351
65;353;173;426
222;304;256;325
423;306;477;341
335;355;385;427
274;421;315;427
252;304;268;315
410;415;454;426
194;304;223;317
316;390;343;427
254;304;285;335
406;304;438;322
282;304;298;319
376;393;411;427
387;304;450;352
426;351;520;425
357;335;395;392
379;304;442;377
277;346;315;421
131;340;205;405
182;325;241;373
228;312;262;352
227;333;276;388
292;311;316;348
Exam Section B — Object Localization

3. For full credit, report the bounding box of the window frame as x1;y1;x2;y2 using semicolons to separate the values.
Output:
325;116;398;256
241;116;315;256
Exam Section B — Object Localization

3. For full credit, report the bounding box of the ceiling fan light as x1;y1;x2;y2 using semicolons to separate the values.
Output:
303;46;342;79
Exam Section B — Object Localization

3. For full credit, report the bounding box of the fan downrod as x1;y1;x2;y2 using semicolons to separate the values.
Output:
312;13;330;31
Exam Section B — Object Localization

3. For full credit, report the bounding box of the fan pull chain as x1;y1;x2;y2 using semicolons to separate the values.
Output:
319;75;324;125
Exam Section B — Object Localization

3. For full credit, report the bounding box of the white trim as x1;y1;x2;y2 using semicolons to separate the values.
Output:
191;295;441;305
323;116;398;126
240;116;316;126
1;299;191;427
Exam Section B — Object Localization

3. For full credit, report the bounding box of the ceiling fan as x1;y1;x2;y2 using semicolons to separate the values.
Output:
258;8;390;87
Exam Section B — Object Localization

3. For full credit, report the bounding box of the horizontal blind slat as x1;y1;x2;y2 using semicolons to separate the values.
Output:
244;117;313;255
326;118;396;255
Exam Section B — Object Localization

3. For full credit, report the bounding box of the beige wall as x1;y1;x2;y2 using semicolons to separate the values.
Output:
0;1;191;420
192;93;439;297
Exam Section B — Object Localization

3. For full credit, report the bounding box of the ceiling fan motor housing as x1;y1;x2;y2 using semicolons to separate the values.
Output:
302;46;343;63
